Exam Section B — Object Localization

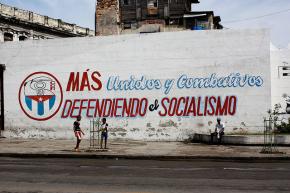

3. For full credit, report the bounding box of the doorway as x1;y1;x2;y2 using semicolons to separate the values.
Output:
0;64;5;135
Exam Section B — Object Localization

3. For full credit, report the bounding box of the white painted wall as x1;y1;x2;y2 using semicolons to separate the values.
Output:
271;43;290;119
0;31;3;42
0;29;271;140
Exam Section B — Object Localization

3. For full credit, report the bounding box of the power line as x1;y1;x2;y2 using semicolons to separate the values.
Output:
223;8;290;24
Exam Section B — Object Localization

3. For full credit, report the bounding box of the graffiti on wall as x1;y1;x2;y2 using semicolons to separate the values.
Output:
18;70;264;121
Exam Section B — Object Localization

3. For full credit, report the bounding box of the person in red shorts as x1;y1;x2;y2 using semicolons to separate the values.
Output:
73;115;85;151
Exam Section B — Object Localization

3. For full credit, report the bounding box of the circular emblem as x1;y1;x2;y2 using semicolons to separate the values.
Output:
18;72;63;121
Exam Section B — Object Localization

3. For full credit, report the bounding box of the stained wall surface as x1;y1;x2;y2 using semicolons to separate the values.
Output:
0;29;270;140
271;44;290;118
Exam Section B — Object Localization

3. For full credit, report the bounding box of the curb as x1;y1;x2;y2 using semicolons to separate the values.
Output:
190;134;290;146
188;142;290;147
0;153;290;162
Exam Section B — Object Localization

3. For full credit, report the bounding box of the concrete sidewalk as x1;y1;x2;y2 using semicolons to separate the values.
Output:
0;138;290;161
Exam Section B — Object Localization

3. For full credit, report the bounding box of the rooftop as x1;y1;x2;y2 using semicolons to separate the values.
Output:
0;3;95;37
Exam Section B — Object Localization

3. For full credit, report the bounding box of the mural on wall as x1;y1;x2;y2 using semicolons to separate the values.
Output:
0;29;270;139
18;72;63;121
18;70;264;121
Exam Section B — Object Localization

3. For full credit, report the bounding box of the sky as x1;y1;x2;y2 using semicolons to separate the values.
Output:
0;0;290;48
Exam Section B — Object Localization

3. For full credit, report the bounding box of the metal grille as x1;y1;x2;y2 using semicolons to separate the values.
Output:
89;118;101;149
260;117;281;154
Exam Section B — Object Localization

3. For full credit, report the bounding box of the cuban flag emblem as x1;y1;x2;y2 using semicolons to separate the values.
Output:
19;72;63;121
23;76;57;116
25;95;56;116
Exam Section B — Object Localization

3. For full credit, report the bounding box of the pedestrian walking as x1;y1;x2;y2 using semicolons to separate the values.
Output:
73;115;85;151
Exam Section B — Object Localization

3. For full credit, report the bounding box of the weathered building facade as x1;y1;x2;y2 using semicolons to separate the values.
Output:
96;0;222;36
0;3;94;43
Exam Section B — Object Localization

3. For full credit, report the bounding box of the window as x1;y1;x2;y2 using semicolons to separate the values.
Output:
3;33;13;42
123;22;131;29
123;0;130;5
147;0;158;15
148;0;158;8
194;19;209;30
19;35;27;41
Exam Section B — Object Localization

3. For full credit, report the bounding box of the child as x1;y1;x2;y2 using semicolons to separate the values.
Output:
100;118;108;149
73;115;85;151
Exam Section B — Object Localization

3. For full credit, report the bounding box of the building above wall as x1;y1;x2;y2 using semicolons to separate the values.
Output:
183;11;223;30
95;0;222;36
0;3;95;43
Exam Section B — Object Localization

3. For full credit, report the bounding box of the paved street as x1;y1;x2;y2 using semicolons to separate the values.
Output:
0;157;290;193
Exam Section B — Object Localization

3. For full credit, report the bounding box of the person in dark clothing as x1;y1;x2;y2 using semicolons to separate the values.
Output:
100;118;108;149
73;115;85;151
